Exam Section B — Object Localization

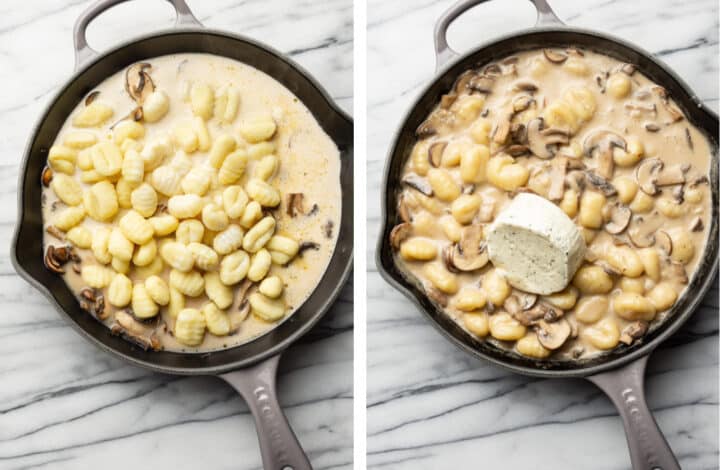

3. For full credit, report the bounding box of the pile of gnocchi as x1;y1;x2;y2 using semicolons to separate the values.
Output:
43;60;304;350
393;47;712;360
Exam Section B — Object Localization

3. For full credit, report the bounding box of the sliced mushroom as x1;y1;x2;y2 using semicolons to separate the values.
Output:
583;130;626;180
685;128;694;150
428;141;447;167
510;122;527;144
619;321;648;345
468;75;495;94
513;302;559;326
444;225;488;272
402;173;433;196
664;103;684;123
397;194;412;223
427;286;449;307
79;287;108;320
516;292;538;310
44;245;75;274
492;116;511;144
605;204;632;234
655;164;686;187
565;170;586;193
503;292;537;315
483;63;502;76
543;49;568;64
547;156;567;201
671;185;684;204
635;158;663;195
624;102;657;114
286;193;306;217
41;166;53;187
512;95;535;113
644;122;661;133
390;223;412;250
627;215;660;248
619;63;636;75
585;170;617;196
655;230;673;256
667;262;688;284
439;93;458;110
85;91;100;106
536;319;571;350
125;62;155;104
689;217;704;232
113;310;161;351
298;241;321;256
512;79;539;92
416;120;436;138
506;145;530;157
323;220;334;239
527;118;569;159
45;225;65;240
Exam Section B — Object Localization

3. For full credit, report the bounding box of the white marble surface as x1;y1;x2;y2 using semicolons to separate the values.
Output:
0;1;352;469
367;1;718;469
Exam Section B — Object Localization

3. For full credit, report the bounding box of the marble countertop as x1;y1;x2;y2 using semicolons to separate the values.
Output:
0;1;352;469
367;1;718;469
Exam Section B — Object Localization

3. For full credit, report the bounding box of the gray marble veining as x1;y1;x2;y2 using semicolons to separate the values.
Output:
0;1;352;469
367;1;718;468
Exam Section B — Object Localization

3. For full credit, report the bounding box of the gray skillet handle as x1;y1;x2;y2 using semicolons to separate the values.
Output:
588;355;680;470
434;0;564;70
73;0;202;70
220;355;313;470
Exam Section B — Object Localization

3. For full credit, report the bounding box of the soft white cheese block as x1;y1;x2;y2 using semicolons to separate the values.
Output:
486;193;586;295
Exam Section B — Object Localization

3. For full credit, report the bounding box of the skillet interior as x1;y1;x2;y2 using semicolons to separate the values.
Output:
12;30;354;375
377;28;719;378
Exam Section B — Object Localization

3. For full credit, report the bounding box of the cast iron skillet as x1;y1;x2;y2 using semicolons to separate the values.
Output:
11;1;353;469
376;0;718;468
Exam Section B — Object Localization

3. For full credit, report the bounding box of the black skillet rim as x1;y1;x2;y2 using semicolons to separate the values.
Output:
11;27;354;375
376;26;719;378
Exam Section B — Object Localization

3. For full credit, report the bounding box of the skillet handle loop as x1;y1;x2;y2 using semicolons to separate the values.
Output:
220;355;313;470
73;0;202;70
587;356;681;470
433;0;564;71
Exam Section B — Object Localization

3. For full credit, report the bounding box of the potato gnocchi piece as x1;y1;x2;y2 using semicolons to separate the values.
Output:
181;167;212;196
108;227;135;262
248;249;272;282
190;83;214;120
91;141;123;177
145;275;170;306
249;292;286;322
239;201;263;229
151;166;182;197
218;149;249;185
247;141;276;160
73;102;113;127
111;256;130;274
53;206;86;232
202;302;231;336
91;227;112;264
84;181;119;222
143;90;170;122
77;148;94;170
48;145;77;175
131;283;158;319
66;226;92;248
259;276;284;299
219;250;250;285
246;178;281;207
188;242;220;270
266;235;299;265
149;214;179;236
113;120;145;145
243;216;276;253
131;183;158;218
176;219;205;244
168;194;203;219
119;210;154;245
121;149;145;184
108;273;133;307
214;224;245;255
204;272;234;309
202;203;230;232
134;256;164;278
254;154;279;180
81;264;114;289
222;185;249;219
50;174;83;206
160;241;194;272
141;135;173;171
172;123;198;153
167;287;185;318
115;178;137;209
193;116;211;152
64;131;97;149
132;239;157;267
239;117;277;143
169;269;205;297
174;308;206;346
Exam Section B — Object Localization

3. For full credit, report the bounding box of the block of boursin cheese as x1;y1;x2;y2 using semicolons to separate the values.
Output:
486;193;586;295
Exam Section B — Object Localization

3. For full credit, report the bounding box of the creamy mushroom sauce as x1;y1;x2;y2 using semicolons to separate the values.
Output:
42;53;341;352
392;48;712;360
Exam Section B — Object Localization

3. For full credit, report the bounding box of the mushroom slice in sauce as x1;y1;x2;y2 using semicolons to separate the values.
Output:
543;49;568;64
125;62;155;104
428;141;447;168
527;118;569;159
113;310;161;351
627;215;661;249
286;193;306;217
402;173;433;196
584;170;617;196
390;223;412;250
635;158;664;195
689;217;704;232
655;230;673;256
44;245;76;274
41;166;53;187
583;130;626;180
619;321;649;345
397;194;412;223
605;204;632;234
536;319;571;350
547;156;567;201
443;225;488;272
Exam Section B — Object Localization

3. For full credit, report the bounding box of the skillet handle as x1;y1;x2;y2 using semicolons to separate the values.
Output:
220;355;313;470
587;355;680;470
434;0;564;70
73;0;202;70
